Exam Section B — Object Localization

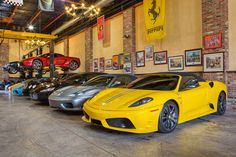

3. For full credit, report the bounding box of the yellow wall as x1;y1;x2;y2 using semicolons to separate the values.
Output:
93;14;124;73
228;0;236;71
69;31;86;72
135;0;202;74
54;41;64;55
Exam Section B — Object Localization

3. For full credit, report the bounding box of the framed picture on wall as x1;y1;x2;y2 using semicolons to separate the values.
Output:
136;51;145;67
105;59;112;70
123;63;132;74
204;33;222;49
185;48;202;66
145;45;154;61
123;53;131;63
153;51;168;65
204;53;224;72
99;57;105;72
168;55;184;71
93;58;99;72
112;55;119;70
119;53;124;69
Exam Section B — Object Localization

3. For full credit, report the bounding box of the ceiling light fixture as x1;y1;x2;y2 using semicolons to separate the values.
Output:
65;2;100;18
28;25;34;31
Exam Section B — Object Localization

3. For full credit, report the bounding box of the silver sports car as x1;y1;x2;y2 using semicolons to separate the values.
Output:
48;74;137;111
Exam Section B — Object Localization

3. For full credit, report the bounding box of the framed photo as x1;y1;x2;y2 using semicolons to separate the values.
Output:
123;63;132;74
168;55;184;71
112;55;119;70
123;53;131;63
204;53;224;72
185;48;202;66
119;53;124;69
154;51;167;65
99;57;105;72
105;59;112;70
204;33;222;49
93;58;99;72
136;51;145;67
145;45;154;61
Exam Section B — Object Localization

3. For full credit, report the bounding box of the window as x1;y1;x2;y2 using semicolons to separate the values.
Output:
127;75;179;91
83;76;114;87
179;76;198;91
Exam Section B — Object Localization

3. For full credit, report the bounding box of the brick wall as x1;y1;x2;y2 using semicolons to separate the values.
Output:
0;43;9;80
85;27;93;72
202;0;236;99
123;8;136;73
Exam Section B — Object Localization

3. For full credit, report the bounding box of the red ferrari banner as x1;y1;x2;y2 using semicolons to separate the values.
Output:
97;15;105;40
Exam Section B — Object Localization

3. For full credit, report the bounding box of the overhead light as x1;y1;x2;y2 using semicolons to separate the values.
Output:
28;25;34;30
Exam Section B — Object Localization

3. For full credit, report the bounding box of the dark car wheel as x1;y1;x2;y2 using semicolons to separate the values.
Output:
69;61;79;71
158;101;179;133
216;92;227;115
32;60;43;70
8;67;18;74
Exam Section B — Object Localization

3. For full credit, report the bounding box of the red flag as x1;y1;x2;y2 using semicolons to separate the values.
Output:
97;15;105;40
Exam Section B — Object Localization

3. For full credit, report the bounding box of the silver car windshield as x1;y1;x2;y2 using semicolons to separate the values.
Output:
82;76;114;87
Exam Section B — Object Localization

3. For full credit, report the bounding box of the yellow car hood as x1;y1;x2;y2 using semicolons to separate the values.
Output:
86;88;168;111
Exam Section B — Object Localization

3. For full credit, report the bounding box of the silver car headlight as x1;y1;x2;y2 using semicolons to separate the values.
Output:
129;97;153;108
41;87;55;92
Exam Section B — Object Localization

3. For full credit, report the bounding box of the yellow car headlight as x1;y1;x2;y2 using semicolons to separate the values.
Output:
129;97;153;107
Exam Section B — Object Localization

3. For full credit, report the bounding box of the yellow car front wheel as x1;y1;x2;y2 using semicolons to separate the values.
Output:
158;101;179;133
216;92;227;115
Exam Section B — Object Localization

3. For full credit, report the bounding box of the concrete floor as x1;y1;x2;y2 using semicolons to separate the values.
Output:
0;92;236;157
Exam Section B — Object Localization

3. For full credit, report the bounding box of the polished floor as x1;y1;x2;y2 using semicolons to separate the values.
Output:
0;92;236;157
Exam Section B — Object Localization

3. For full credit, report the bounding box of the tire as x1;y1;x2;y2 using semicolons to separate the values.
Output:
158;101;179;133
8;67;18;74
216;92;227;115
32;60;43;70
69;61;79;71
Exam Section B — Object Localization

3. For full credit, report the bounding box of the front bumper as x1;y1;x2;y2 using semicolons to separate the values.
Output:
49;96;89;111
82;105;161;134
30;91;52;101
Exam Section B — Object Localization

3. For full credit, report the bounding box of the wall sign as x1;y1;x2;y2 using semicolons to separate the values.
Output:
97;15;105;41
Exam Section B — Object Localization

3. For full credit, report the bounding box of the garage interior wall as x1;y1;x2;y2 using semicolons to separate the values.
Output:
135;0;202;74
228;0;236;71
92;14;124;73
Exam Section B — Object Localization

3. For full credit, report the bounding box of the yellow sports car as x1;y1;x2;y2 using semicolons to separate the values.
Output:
82;73;227;134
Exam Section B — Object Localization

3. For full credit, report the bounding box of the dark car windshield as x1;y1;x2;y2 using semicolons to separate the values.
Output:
82;76;114;87
127;75;179;91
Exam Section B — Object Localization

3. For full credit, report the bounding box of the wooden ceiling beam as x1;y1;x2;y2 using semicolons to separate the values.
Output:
7;6;18;25
42;12;66;31
28;9;42;25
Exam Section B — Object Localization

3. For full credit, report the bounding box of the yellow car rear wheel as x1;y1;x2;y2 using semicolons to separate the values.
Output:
158;101;179;133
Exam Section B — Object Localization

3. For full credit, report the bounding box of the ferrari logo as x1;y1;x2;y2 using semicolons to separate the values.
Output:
148;0;160;24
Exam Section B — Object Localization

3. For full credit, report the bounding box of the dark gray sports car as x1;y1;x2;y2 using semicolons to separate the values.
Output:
48;74;137;111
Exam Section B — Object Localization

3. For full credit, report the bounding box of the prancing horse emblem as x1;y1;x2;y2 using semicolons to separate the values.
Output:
148;0;160;24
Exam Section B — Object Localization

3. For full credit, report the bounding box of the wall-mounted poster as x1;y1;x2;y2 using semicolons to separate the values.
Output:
99;57;105;72
168;55;184;71
154;51;167;65
204;33;222;49
185;48;202;66
124;63;132;74
112;55;119;70
93;58;99;72
119;53;124;69
145;45;154;61
123;53;131;63
97;15;105;40
204;53;224;72
105;59;112;70
136;51;145;67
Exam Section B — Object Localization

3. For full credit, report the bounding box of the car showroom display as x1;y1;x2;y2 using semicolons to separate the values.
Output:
49;74;137;111
82;73;227;133
30;72;105;101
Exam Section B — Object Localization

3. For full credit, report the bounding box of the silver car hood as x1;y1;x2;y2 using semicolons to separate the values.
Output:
53;85;105;97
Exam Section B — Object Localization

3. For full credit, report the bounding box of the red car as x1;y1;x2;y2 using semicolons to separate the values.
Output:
22;53;80;71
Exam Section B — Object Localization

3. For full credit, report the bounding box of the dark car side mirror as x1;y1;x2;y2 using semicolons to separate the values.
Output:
185;79;199;89
111;81;122;87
